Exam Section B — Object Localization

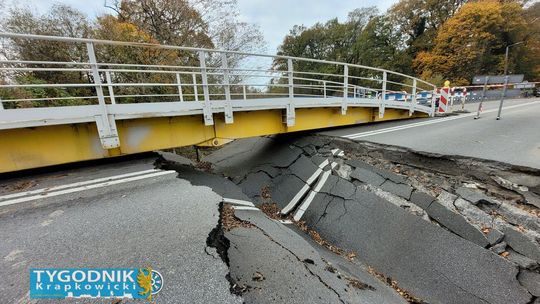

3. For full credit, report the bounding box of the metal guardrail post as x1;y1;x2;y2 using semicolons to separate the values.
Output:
496;76;509;120
430;87;436;117
221;53;233;123
380;71;387;118
475;76;489;119
105;71;116;105
410;79;417;116
198;51;213;125
175;73;184;102
86;42;120;149
342;65;348;115
323;81;327;98
286;58;295;126
242;85;247;100
0;99;3;110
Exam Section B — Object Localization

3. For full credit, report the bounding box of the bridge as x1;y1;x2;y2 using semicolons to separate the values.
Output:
0;33;436;173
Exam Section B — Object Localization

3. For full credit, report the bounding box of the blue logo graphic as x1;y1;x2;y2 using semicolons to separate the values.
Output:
30;268;163;300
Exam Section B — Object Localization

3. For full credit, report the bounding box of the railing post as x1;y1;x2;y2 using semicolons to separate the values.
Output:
192;74;199;102
475;76;489;119
242;85;247;100
198;51;213;125
379;71;387;118
0;98;3;110
286;58;295;126
410;78;417;116
288;58;294;99
176;73;184;102
342;65;348;115
105;71;116;105
430;86;437;117
86;42;120;149
221;53;233;123
323;81;327;98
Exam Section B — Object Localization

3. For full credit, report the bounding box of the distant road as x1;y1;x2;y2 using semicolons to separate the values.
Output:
320;98;540;169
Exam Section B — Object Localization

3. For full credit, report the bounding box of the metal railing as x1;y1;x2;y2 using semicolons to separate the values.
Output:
0;32;436;149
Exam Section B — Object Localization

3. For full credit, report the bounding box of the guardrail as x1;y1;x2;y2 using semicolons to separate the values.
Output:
0;32;436;149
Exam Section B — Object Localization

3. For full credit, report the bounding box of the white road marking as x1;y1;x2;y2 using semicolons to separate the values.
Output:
281;184;310;215
232;206;260;211
330;162;338;169
318;159;330;169
222;198;255;207
0;170;175;207
0;169;160;201
306;168;323;185
293;170;332;221
343;100;539;139
281;159;330;215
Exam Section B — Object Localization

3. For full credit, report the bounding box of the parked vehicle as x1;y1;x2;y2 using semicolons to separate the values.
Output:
416;91;432;105
378;91;408;101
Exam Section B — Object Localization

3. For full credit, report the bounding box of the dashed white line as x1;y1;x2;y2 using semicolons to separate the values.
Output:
293;170;332;221
222;198;255;207
0;170;176;207
231;206;260;211
281;159;330;215
0;169;160;201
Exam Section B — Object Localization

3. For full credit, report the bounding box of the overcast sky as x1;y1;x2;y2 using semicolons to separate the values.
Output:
5;0;396;53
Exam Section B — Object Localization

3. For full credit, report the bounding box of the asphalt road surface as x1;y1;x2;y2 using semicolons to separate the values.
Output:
321;98;540;169
0;157;241;304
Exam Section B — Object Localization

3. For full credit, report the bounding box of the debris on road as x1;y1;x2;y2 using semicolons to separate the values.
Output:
162;133;540;304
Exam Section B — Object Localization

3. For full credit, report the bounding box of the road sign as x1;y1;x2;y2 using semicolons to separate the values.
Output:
514;82;535;89
472;75;524;85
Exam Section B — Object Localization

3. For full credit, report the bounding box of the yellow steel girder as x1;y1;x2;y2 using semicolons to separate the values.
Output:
0;108;427;173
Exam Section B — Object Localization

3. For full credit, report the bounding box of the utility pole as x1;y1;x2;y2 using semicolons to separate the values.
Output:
497;41;524;120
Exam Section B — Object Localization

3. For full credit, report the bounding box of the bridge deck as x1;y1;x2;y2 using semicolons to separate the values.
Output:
0;33;435;173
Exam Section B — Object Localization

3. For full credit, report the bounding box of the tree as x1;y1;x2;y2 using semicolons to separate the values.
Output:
0;4;94;107
414;0;535;84
388;0;467;52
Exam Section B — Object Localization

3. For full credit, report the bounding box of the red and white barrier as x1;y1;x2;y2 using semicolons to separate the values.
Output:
438;87;450;113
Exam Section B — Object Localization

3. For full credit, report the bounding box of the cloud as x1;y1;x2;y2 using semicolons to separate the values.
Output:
237;0;395;52
9;0;396;53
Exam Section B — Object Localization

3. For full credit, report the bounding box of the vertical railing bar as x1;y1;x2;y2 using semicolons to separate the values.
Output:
323;81;327;98
379;71;387;118
86;41;119;149
105;71;116;105
0;98;4;110
198;51;213;125
243;85;247;100
221;53;231;101
192;74;199;102
341;65;348;115
221;53;233;123
176;73;184;102
410;78;417;115
287;59;294;99
199;51;210;102
381;72;387;101
430;85;437;117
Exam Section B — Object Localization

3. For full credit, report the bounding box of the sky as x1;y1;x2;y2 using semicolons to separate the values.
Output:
4;0;396;53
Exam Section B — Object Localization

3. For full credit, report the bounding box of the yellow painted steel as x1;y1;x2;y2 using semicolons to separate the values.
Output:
0;108;427;173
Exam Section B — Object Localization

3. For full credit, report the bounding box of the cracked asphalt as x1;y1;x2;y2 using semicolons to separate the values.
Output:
1;99;539;304
0;156;240;304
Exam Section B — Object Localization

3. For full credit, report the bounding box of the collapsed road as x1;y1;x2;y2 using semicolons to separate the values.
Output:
1;132;539;303
158;133;540;304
